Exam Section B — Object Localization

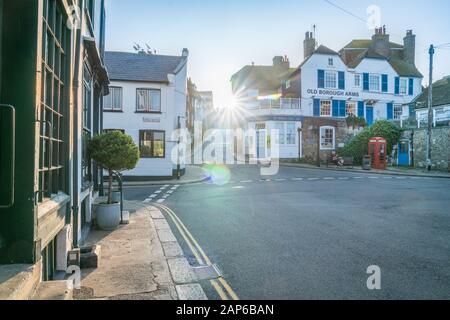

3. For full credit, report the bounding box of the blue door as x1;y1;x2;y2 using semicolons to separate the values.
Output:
397;141;410;166
366;106;374;126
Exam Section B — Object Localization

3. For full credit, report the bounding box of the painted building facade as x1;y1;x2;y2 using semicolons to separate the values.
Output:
0;0;109;297
232;28;423;162
103;50;188;179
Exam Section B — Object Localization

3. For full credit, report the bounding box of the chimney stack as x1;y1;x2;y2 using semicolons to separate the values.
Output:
371;25;390;57
403;30;416;65
273;56;290;70
303;31;316;60
182;48;189;57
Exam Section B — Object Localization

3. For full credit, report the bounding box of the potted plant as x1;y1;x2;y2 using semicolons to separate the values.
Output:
88;131;139;230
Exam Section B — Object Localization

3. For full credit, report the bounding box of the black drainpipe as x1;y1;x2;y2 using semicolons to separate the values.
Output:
72;0;84;248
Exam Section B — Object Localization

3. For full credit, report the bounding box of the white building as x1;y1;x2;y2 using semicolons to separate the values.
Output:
103;50;189;179
232;28;423;162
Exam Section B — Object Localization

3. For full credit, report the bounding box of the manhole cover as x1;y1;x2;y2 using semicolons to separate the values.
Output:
192;264;222;281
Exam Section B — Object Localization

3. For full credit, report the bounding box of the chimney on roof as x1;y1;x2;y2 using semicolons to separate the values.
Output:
273;56;290;70
371;25;390;57
403;30;416;65
182;48;189;57
303;31;316;60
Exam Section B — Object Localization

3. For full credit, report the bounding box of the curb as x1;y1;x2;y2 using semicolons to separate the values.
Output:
146;204;208;300
280;163;450;179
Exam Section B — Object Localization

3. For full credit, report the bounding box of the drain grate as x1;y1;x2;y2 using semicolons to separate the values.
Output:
193;264;222;281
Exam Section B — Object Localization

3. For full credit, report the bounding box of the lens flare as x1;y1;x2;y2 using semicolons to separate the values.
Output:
202;164;231;186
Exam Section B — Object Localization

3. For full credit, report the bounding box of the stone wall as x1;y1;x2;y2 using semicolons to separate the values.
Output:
404;127;450;171
302;117;351;163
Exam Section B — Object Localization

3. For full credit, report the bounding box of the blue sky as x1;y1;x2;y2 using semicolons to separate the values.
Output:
106;0;450;108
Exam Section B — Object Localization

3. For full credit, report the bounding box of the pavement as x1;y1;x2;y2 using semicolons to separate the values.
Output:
124;164;450;300
122;165;207;187
280;161;450;179
74;201;207;300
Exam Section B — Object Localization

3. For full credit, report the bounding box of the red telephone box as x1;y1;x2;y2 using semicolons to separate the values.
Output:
368;137;387;170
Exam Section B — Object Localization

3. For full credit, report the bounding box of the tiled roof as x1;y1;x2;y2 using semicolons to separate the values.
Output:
414;76;450;109
231;65;296;93
105;51;186;83
313;45;339;56
343;39;404;49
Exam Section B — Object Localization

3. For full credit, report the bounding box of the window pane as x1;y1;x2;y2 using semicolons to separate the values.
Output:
325;71;336;89
150;90;161;112
113;88;122;110
273;122;285;145
346;102;356;116
137;90;150;111
320;101;331;116
286;123;296;145
140;131;153;157
369;75;380;91
320;127;334;149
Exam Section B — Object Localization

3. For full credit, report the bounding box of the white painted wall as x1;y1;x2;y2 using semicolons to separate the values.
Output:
103;64;187;177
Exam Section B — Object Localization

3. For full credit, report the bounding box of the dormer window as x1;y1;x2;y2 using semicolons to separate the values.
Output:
328;58;334;66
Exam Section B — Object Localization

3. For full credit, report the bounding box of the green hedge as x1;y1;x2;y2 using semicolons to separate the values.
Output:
339;120;402;165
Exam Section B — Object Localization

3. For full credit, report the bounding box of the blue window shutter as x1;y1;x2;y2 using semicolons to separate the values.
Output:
339;100;346;117
313;99;320;116
358;101;365;118
382;74;388;92
318;70;325;89
394;77;400;94
332;100;339;117
363;73;369;91
387;103;393;120
408;78;414;95
338;71;345;90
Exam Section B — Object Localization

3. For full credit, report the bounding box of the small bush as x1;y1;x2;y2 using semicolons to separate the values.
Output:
339;120;402;165
88;131;139;203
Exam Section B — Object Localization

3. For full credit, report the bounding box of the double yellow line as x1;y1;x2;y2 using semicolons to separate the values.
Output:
153;203;239;300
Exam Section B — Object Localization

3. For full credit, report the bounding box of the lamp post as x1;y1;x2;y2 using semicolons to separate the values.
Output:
297;127;302;161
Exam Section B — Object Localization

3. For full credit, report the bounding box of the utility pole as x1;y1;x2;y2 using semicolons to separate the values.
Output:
426;45;435;172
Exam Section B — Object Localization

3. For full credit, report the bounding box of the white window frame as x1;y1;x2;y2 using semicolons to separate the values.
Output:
320;100;332;117
104;87;123;111
328;58;334;66
320;126;336;150
354;74;361;87
324;71;337;89
346;101;357;117
286;122;296;145
393;104;403;120
136;88;161;112
369;74;381;92
399;78;408;95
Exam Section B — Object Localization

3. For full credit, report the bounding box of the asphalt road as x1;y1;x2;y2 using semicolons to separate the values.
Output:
124;165;450;300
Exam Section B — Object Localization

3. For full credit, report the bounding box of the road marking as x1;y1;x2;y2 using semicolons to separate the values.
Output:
156;199;165;203
292;178;304;181
260;179;271;182
308;178;320;181
166;190;174;194
323;177;335;180
240;180;253;183
274;178;287;181
338;177;349;180
155;190;162;194
353;177;364;179
368;176;379;179
210;279;229;300
396;177;407;179
383;176;393;179
155;203;239;301
232;186;245;189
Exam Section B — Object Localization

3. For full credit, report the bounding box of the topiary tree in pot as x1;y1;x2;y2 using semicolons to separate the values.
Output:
88;131;139;230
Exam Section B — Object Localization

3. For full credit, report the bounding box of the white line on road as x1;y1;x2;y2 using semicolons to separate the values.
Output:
240;180;253;183
308;178;320;181
353;177;364;179
292;178;304;181
338;177;349;180
274;178;287;181
157;199;165;203
368;176;379;179
323;177;335;180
